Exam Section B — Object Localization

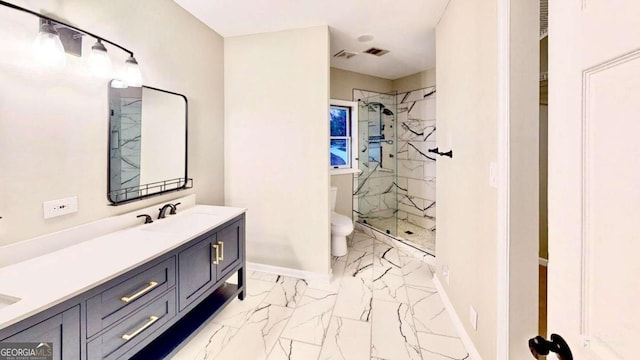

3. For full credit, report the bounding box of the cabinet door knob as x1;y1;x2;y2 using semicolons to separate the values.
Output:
212;244;220;265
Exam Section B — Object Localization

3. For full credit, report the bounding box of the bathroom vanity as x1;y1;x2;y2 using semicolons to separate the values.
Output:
0;202;246;359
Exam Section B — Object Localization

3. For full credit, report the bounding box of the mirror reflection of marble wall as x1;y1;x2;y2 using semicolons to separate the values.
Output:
110;87;143;195
108;84;187;204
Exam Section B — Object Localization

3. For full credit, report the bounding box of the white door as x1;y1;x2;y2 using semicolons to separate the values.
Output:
548;1;640;359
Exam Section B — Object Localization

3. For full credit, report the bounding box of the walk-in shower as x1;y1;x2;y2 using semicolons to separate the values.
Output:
353;87;437;254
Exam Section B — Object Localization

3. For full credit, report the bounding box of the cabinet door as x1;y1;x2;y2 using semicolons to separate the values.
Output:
177;233;216;310
1;306;80;360
215;218;244;280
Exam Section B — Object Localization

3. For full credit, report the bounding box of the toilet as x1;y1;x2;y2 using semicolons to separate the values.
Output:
331;186;354;257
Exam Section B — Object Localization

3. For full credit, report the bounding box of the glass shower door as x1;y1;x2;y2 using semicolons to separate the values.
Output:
354;90;397;237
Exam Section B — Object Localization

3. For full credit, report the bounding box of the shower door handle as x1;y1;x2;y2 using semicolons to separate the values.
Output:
428;147;454;158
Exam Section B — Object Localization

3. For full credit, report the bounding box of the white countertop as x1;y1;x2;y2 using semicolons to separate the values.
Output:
0;204;246;331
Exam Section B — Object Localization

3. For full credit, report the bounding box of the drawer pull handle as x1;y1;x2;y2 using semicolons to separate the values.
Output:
212;244;219;265
120;281;159;303
218;241;224;261
121;315;159;341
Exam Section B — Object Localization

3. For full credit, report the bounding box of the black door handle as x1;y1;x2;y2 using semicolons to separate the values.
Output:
528;334;573;360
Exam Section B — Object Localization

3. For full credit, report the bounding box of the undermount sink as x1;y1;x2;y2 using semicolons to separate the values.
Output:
142;212;223;234
0;294;21;309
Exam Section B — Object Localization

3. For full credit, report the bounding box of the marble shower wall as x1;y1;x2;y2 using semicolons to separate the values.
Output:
352;87;436;237
396;87;436;231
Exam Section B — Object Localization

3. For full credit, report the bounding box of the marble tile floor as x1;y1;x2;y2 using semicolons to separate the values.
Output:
365;218;436;254
168;230;468;360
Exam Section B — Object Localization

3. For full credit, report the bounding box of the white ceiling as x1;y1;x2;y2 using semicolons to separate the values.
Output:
173;0;450;80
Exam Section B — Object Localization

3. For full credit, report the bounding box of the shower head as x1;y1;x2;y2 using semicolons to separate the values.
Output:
363;101;394;115
365;101;384;112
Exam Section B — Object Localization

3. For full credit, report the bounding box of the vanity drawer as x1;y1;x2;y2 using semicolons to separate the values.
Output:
86;257;175;338
87;289;176;360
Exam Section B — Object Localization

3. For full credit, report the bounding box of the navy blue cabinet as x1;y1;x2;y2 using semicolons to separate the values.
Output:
178;217;244;311
0;213;245;360
86;257;176;338
216;218;244;280
1;306;80;360
86;290;176;360
178;232;217;310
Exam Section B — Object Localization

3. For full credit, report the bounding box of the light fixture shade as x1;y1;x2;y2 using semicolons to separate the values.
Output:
110;79;128;88
32;20;65;67
124;55;142;87
90;40;112;78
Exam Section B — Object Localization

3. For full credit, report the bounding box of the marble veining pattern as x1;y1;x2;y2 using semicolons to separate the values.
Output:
266;338;321;360
371;300;422;360
280;289;337;345
169;230;468;360
263;275;308;308
318;316;371;360
353;87;437;256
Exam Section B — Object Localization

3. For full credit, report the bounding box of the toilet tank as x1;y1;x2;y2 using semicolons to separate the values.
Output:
331;186;338;211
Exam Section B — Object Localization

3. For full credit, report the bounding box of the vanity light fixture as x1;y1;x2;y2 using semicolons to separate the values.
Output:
124;55;142;87
0;0;143;87
32;19;65;67
90;39;112;78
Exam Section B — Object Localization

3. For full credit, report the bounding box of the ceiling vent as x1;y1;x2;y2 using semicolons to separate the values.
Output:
364;47;389;56
333;50;358;59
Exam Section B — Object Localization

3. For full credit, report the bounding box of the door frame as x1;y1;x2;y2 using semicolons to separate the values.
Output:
497;0;541;358
496;0;511;359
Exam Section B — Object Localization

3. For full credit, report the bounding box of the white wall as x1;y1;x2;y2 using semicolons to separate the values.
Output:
436;0;499;358
330;67;392;101
392;68;436;93
507;0;539;357
0;0;224;245
436;0;539;358
225;26;331;275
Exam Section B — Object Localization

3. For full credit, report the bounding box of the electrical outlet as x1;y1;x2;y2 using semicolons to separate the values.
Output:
469;305;478;330
441;265;450;284
43;196;78;219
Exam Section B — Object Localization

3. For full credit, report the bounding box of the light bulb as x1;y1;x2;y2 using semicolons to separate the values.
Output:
90;39;112;78
32;20;65;67
124;55;142;87
110;79;128;88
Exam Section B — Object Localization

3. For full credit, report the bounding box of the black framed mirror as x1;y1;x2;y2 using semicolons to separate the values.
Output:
107;81;191;204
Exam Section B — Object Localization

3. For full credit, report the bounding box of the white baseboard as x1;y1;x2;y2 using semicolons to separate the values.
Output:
433;274;483;360
247;262;331;284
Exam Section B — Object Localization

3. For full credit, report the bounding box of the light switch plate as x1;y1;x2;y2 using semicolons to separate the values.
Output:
43;196;78;219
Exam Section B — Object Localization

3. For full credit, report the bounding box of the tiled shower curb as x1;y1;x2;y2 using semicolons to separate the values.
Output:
355;222;435;264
